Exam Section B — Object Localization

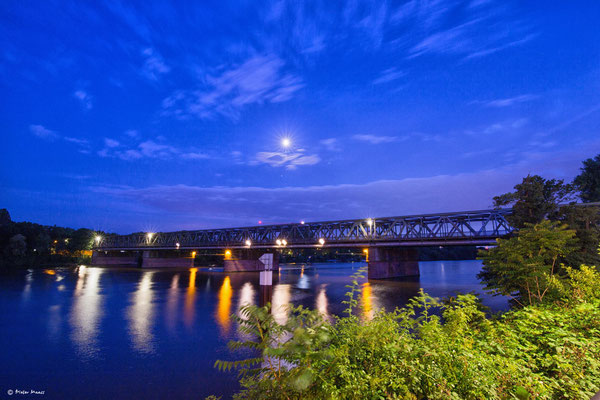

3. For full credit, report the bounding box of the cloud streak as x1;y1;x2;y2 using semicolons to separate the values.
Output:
97;138;210;161
477;94;538;108
73;90;92;110
252;150;320;170
30;124;59;140
352;134;403;144
162;53;303;120
91;145;590;231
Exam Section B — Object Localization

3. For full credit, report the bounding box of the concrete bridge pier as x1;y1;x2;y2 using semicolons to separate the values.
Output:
92;250;141;267
140;250;195;268
91;250;195;268
224;249;279;272
367;247;420;279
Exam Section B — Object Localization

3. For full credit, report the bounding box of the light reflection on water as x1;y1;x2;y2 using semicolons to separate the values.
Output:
361;282;374;321
0;261;508;399
184;268;197;328
70;266;103;358
216;276;233;334
315;286;330;320
127;271;155;354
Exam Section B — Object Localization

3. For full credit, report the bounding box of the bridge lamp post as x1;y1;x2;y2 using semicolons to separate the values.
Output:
245;239;252;247
276;239;282;246
175;242;180;249
146;232;154;243
281;239;287;247
318;238;325;246
94;235;102;245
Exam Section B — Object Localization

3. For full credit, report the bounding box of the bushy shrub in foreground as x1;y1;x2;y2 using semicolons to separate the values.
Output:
216;267;600;399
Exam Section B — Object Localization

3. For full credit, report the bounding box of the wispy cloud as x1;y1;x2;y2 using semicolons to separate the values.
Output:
97;138;210;162
64;136;90;146
320;138;341;152
372;67;405;85
163;53;303;120
30;124;59;140
104;138;120;148
30;124;90;152
405;1;534;60
73;90;92;110
352;134;402;144
141;47;169;81
476;94;538;108
252;150;320;170
464;118;529;136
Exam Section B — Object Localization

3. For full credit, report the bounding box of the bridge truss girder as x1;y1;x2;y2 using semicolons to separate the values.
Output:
96;209;514;251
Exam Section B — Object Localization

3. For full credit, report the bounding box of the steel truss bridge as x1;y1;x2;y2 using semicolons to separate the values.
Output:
95;208;515;251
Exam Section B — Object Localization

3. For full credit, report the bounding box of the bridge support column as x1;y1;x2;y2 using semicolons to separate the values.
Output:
140;250;195;268
224;249;279;272
367;247;419;279
91;250;141;267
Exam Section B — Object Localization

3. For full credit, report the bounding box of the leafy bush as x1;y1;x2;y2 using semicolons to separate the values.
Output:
217;269;600;399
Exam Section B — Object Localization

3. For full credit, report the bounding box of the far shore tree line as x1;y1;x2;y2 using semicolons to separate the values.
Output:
0;209;106;268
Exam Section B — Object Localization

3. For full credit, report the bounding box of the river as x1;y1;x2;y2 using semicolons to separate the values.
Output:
0;261;507;399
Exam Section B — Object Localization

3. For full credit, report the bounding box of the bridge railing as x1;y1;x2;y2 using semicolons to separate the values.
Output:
95;209;514;249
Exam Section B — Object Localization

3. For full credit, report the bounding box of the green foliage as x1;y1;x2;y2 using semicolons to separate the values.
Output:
0;211;102;268
218;267;600;399
574;154;600;203
557;204;600;266
478;221;578;306
493;175;576;229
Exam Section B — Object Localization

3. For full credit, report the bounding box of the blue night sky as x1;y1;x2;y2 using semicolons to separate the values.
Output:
1;1;599;233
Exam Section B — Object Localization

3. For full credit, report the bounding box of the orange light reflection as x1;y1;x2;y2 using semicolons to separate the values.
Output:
184;268;197;327
361;282;373;321
216;276;233;334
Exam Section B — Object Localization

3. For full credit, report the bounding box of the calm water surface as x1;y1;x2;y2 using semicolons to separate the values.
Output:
0;261;507;399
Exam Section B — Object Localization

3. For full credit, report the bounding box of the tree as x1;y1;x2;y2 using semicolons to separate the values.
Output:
574;154;600;203
0;209;11;225
559;204;600;266
68;228;95;252
493;175;576;228
478;220;578;306
9;234;26;257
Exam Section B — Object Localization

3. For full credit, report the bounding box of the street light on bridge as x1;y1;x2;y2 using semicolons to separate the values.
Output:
245;239;252;247
147;232;154;241
94;235;102;245
318;238;325;246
